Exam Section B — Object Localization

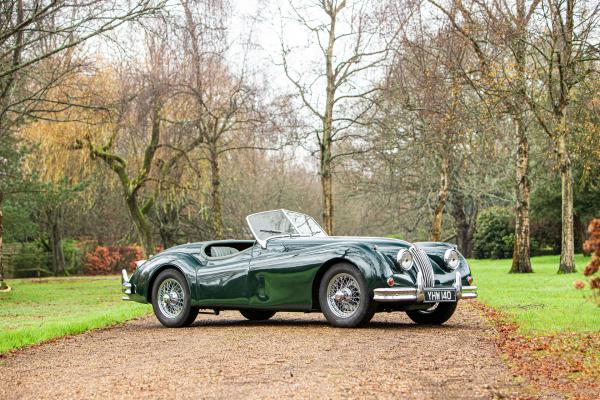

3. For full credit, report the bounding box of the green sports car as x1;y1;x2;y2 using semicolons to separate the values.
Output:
122;209;477;328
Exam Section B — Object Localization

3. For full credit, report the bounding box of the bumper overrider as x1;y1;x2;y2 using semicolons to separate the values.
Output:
121;269;132;301
373;271;477;302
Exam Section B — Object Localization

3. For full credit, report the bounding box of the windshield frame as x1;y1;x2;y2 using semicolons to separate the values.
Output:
246;209;327;248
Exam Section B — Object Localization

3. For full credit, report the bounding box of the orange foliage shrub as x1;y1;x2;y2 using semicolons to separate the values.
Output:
83;245;144;275
576;219;600;305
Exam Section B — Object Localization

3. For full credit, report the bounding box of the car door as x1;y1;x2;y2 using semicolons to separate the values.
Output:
195;250;252;307
247;241;315;310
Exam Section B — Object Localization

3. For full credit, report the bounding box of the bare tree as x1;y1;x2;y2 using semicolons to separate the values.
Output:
178;0;270;239
279;0;399;234
429;0;542;272
527;0;600;273
387;24;469;241
0;0;164;138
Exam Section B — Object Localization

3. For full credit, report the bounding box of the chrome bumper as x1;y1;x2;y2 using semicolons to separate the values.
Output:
373;271;477;302
121;269;132;301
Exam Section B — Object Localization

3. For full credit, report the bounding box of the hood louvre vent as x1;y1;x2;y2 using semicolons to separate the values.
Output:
410;246;435;288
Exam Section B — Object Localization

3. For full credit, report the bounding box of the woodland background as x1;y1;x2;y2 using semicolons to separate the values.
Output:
0;0;598;283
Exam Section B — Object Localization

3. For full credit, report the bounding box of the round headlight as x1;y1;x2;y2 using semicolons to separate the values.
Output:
444;249;461;270
396;249;413;271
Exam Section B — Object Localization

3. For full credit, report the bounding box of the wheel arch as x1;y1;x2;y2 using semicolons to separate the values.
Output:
310;257;364;310
146;264;187;302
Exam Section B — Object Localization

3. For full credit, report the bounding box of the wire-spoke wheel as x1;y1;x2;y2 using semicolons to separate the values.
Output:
319;263;375;328
152;269;198;328
157;278;185;319
326;273;361;318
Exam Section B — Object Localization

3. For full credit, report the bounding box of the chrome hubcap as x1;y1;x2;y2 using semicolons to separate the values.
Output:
327;273;361;318
158;278;185;319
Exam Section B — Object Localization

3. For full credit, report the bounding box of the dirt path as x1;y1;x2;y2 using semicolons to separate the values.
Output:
1;303;528;399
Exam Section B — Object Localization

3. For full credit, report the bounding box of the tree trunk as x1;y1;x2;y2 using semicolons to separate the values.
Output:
319;7;337;236
209;142;224;240
126;194;154;258
320;143;333;235
557;132;576;273
49;209;65;275
0;193;7;290
430;154;449;241
450;191;477;258
575;214;590;257
510;117;533;273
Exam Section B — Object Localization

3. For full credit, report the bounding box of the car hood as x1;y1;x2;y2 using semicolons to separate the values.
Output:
272;236;412;251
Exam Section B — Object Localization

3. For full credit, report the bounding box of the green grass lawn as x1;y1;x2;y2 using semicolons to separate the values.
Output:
0;276;151;354
469;254;600;335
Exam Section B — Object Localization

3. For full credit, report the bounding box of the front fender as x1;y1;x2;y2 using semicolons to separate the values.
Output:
131;253;201;303
328;243;396;292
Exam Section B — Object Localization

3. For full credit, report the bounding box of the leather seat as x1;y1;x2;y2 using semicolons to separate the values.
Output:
210;246;240;258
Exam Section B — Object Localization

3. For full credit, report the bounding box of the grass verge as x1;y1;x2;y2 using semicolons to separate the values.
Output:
0;276;151;355
469;254;599;335
469;254;599;398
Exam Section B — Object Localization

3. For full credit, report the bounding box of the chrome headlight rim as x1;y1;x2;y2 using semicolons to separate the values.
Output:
396;249;414;271
444;248;461;270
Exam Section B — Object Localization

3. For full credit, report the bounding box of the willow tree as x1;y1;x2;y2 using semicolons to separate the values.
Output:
79;27;196;257
0;0;165;279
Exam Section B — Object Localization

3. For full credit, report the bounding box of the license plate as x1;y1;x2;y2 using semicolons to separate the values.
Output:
423;288;456;303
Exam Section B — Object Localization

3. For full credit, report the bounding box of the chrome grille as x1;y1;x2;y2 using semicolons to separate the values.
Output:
410;246;435;287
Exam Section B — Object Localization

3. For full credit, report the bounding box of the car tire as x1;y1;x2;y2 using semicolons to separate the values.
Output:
152;269;198;328
405;302;457;325
239;309;276;321
319;263;375;328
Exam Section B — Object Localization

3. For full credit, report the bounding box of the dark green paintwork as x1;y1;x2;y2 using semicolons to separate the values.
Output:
127;236;473;311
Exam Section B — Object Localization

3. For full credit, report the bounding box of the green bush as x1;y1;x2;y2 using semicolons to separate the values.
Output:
473;207;514;259
62;239;84;275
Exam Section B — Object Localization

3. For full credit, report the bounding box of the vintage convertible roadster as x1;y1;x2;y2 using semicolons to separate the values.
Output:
122;209;477;328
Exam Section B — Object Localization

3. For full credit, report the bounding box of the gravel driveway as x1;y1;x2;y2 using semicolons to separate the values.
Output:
1;303;526;399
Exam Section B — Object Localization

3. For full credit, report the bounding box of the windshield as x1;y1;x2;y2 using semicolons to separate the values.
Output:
246;209;327;247
285;211;324;236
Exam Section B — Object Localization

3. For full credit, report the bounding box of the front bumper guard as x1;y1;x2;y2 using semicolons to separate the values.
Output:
121;269;132;301
373;271;477;302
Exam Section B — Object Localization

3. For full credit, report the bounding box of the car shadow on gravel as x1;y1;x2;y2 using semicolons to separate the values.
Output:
132;316;468;331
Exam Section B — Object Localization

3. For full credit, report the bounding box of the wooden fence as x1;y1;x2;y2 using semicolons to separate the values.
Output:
1;243;49;278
